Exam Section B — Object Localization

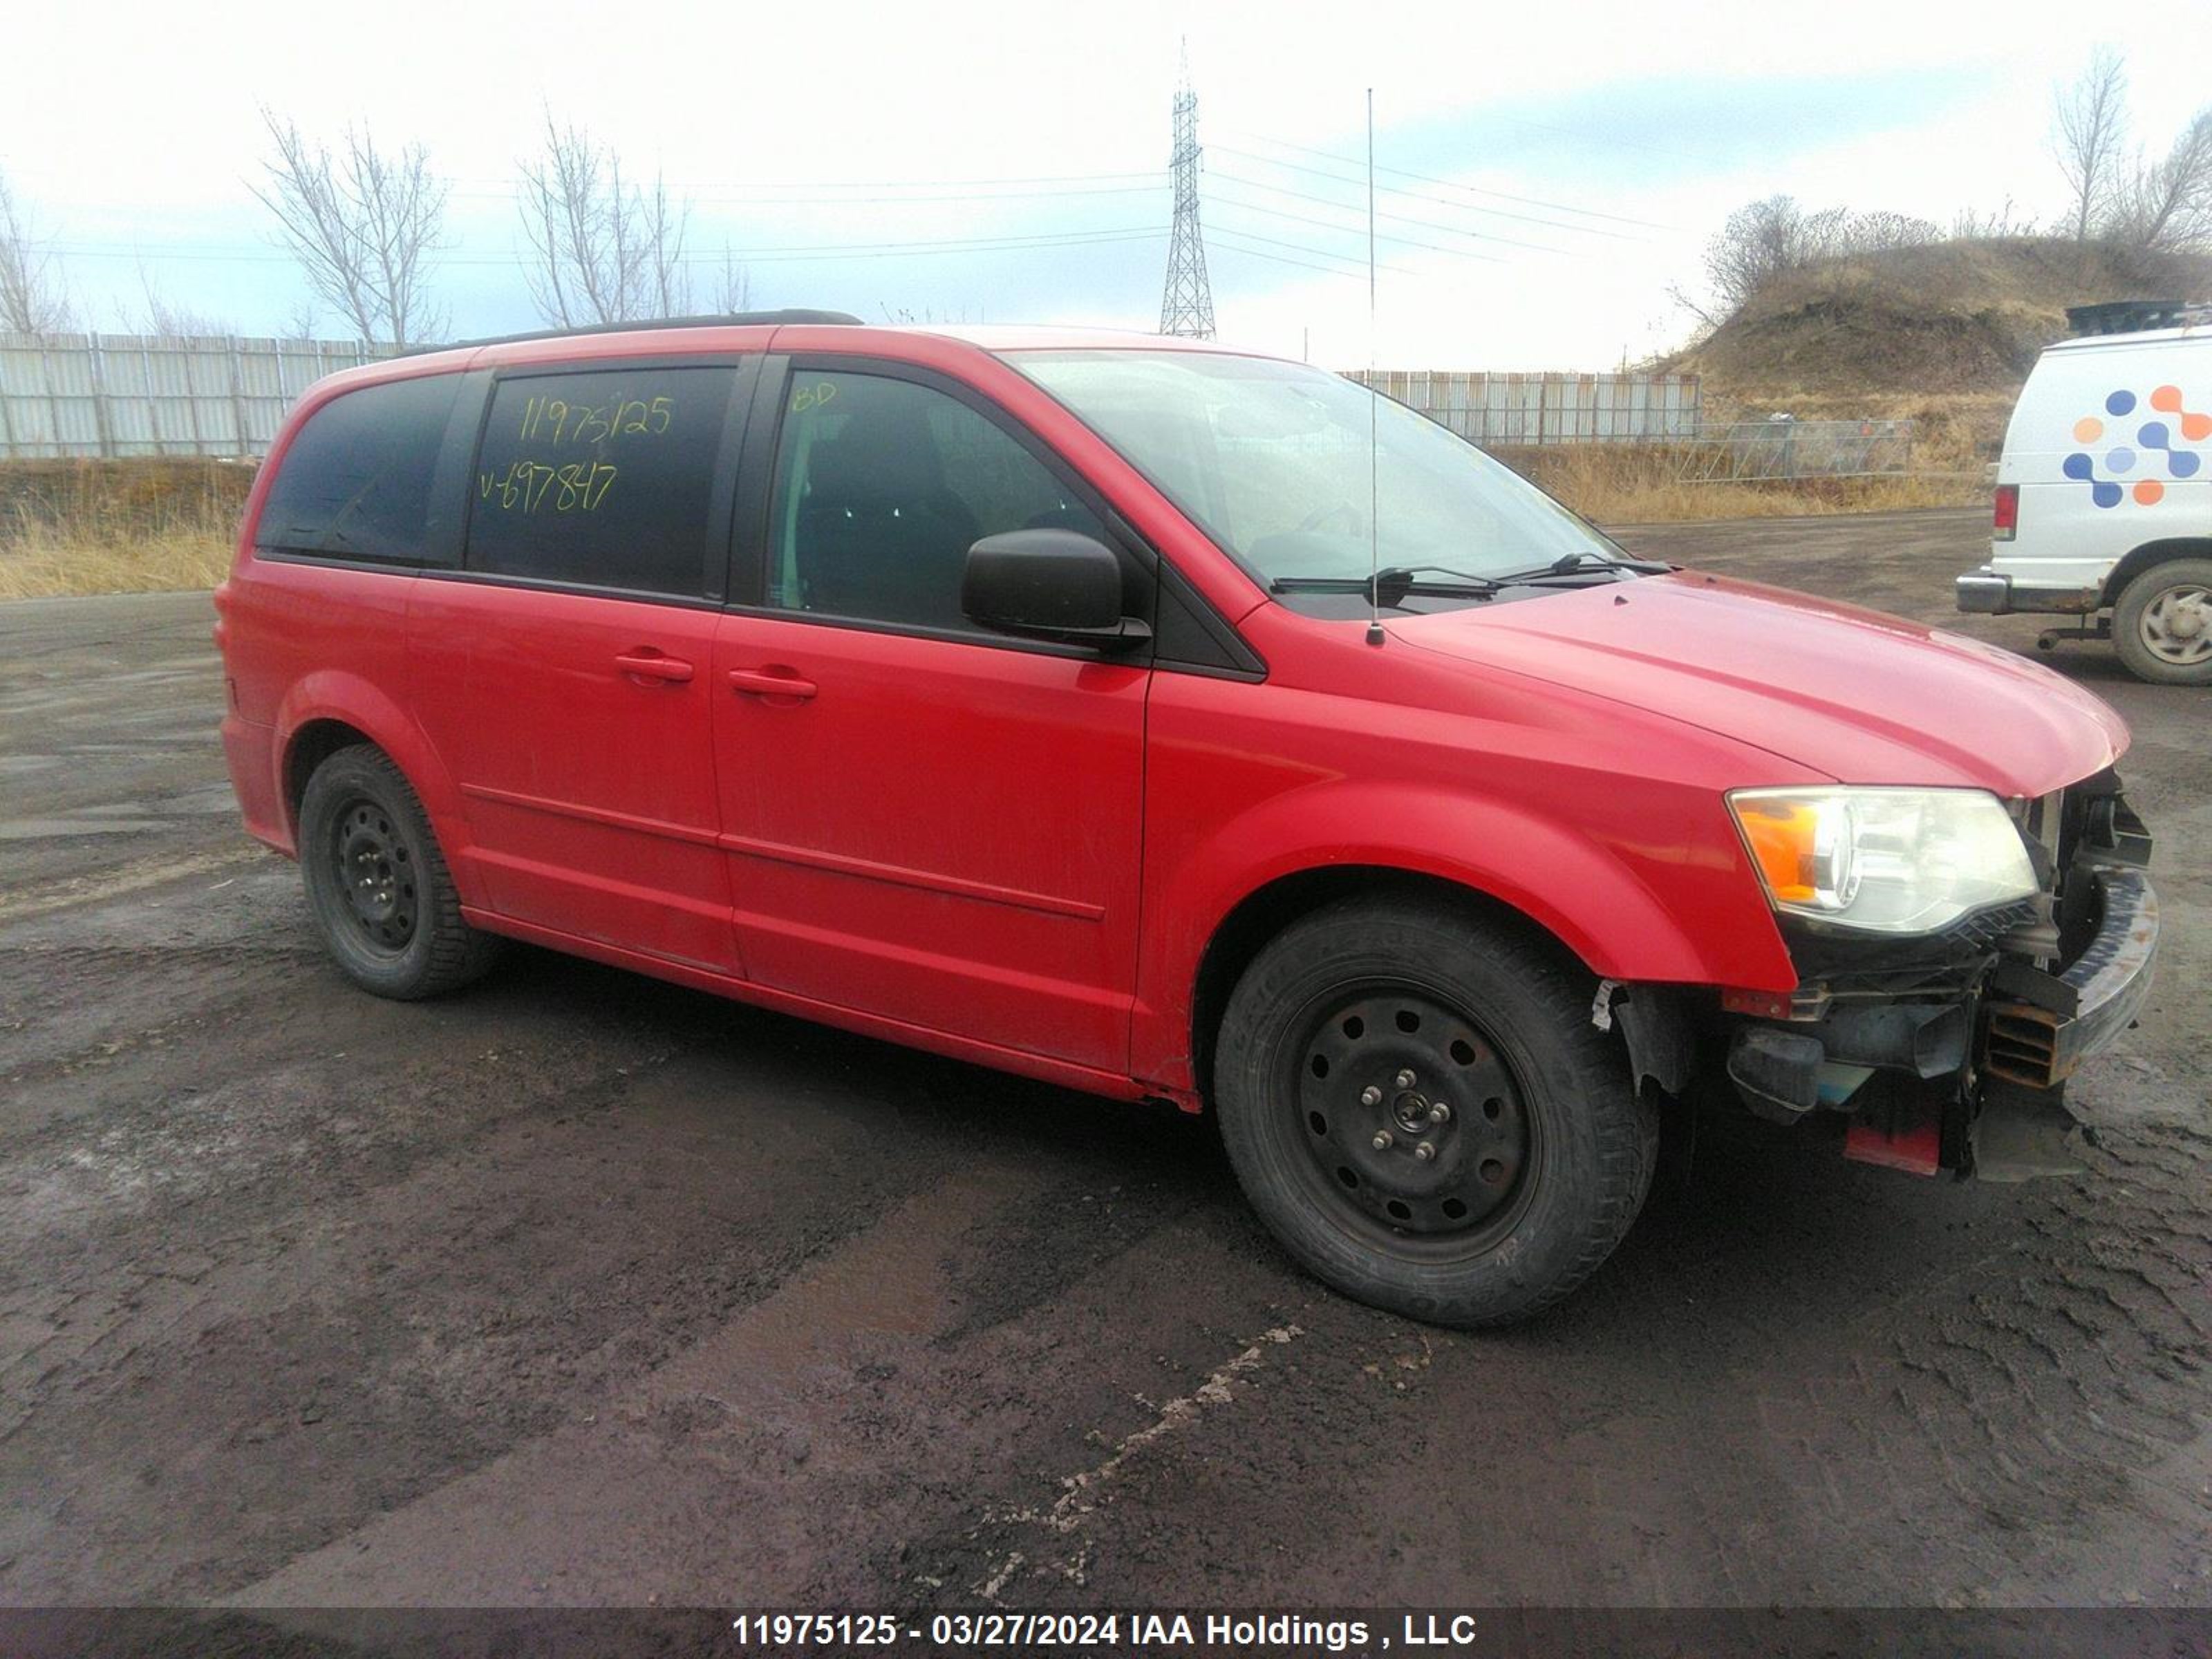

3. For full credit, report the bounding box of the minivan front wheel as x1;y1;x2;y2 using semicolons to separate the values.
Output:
1215;897;1656;1327
299;744;500;999
2115;559;2212;686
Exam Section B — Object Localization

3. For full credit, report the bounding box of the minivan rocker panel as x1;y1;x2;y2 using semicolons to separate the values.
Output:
217;318;2159;1328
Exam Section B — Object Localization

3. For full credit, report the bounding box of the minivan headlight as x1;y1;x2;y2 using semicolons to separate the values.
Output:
1727;787;2037;935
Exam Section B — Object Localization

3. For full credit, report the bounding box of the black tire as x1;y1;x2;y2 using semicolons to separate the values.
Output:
298;744;500;1000
2113;559;2212;686
1214;896;1656;1328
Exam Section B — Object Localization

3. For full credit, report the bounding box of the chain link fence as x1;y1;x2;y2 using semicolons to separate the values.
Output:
1666;418;1915;482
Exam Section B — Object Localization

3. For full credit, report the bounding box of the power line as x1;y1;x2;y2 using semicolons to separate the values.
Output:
1212;176;1548;257
1222;129;1671;229
439;167;1165;194
48;226;1168;268
1212;144;1642;241
1208;234;1380;282
1208;224;1417;278
446;181;1166;207
1210;194;1500;264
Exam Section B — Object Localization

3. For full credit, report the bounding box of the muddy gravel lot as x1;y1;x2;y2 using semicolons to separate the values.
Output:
1;508;2206;1648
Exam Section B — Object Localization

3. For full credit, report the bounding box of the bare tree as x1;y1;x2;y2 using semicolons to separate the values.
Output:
126;263;232;337
517;112;693;327
2108;109;2212;250
252;109;449;347
1697;195;1945;317
0;169;74;335
1703;195;1810;312
2054;47;2130;242
712;246;753;315
1951;198;2040;239
1848;209;1943;252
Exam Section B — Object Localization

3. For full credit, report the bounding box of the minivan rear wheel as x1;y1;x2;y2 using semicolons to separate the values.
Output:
2114;559;2212;686
299;744;500;999
1214;897;1656;1327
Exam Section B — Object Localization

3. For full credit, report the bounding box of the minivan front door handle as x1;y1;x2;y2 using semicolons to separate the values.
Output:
615;651;695;684
727;667;818;702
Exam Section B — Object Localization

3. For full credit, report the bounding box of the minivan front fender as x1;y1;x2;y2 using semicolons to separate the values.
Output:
1129;778;1794;1098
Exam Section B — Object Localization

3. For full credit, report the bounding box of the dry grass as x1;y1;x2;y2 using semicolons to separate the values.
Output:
1499;442;1985;525
0;527;235;599
1;440;1983;601
1;459;249;599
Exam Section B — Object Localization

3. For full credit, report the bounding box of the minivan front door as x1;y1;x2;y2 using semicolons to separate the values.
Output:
710;365;1150;1071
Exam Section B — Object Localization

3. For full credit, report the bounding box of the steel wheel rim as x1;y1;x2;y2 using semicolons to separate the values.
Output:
1281;979;1539;1258
330;795;418;954
2139;583;2212;666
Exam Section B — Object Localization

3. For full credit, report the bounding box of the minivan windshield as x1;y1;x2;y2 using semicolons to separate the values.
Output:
1011;349;1623;592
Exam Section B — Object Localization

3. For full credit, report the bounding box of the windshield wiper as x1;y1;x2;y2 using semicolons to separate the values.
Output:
1478;551;1656;584
1271;553;1669;606
1269;565;1504;603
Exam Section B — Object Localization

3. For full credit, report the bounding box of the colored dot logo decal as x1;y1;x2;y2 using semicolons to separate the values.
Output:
2137;418;2202;479
2146;384;2212;442
2064;387;2205;506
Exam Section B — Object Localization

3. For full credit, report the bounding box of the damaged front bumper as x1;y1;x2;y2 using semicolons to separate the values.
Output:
1981;867;2159;1089
1698;794;2159;1181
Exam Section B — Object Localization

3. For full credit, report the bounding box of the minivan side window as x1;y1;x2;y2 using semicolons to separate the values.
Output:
766;371;1108;632
257;373;464;563
466;366;739;598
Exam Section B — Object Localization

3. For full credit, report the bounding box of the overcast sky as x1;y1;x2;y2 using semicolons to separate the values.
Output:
3;0;2204;369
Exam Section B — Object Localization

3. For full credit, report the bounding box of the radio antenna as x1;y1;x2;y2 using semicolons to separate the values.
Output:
1365;88;1384;648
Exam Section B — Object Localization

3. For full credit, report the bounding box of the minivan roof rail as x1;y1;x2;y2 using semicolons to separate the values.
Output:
413;310;867;355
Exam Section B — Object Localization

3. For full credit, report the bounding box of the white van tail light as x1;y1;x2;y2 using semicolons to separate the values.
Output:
1993;483;2018;541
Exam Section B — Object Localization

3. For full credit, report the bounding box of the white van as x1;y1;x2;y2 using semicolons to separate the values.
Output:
1957;319;2210;684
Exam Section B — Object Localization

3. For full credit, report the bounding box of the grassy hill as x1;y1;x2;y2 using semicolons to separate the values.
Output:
1660;238;2212;469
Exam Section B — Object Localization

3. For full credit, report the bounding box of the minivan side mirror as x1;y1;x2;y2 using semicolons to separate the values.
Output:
961;529;1150;650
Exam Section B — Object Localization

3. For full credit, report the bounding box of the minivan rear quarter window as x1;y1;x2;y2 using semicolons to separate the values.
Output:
257;372;464;563
466;365;740;599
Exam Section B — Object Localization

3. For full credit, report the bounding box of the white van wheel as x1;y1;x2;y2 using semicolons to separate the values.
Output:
2115;559;2212;686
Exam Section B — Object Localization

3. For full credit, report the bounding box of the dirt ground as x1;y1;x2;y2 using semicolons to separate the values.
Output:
1;509;2206;1649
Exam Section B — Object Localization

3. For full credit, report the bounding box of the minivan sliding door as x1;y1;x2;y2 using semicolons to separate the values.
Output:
406;356;756;977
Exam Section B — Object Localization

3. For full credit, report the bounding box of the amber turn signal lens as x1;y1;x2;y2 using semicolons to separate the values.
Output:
1736;800;1819;904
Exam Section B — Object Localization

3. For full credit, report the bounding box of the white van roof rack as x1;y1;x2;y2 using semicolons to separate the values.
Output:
2065;299;2211;337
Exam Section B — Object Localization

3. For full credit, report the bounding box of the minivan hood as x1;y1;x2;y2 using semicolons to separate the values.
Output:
1389;572;2128;796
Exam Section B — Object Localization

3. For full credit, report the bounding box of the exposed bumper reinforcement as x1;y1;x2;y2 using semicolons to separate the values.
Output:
1982;868;2159;1089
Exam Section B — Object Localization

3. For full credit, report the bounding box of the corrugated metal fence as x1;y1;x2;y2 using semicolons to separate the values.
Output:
1349;369;1702;445
1;341;1708;460
0;333;400;459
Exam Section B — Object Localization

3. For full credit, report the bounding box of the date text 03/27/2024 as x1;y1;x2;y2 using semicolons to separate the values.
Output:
727;1611;1486;1650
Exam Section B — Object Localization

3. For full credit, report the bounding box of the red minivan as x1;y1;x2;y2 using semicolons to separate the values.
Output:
216;312;2159;1326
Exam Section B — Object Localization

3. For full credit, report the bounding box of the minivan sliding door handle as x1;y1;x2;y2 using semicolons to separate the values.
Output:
726;667;818;702
614;651;695;684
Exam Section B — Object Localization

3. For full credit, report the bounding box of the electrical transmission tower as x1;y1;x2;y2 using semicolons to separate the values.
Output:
1159;48;1216;339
